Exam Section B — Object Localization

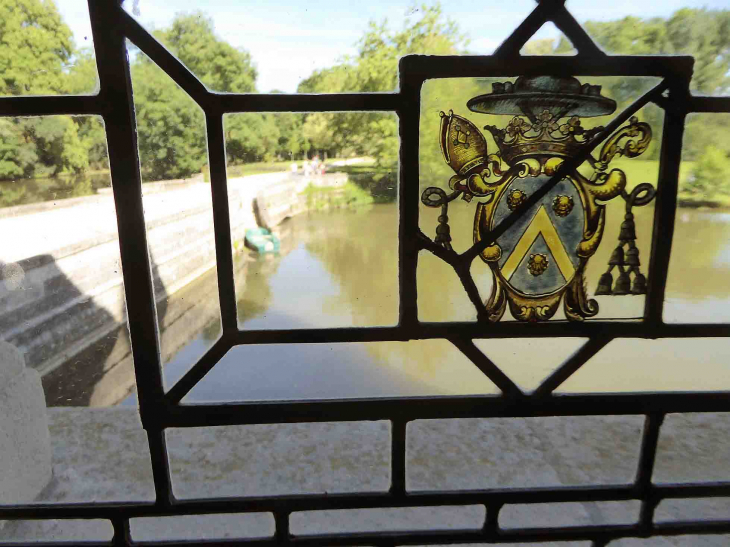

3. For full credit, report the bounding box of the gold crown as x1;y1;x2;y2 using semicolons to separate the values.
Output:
485;111;599;165
438;110;490;178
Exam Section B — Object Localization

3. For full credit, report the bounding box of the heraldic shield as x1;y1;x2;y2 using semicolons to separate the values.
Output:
421;75;655;323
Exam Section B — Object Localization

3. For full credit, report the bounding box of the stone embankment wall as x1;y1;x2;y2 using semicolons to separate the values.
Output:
0;172;346;398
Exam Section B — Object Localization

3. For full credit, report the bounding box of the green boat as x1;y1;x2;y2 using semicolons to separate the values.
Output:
244;228;280;254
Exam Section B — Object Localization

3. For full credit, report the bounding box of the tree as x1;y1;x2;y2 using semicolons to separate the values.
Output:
29;115;88;175
131;13;264;179
0;118;35;178
131;57;207;180
66;48;99;94
570;10;730;95
688;145;730;198
224;113;281;164
66;48;108;170
0;0;73;95
130;13;292;178
298;4;469;166
0;0;97;180
521;38;561;56
527;9;730;164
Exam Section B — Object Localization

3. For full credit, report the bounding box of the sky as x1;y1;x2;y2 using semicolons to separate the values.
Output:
56;0;729;93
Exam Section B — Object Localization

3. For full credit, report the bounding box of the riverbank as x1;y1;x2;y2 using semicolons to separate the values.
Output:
0;159;329;209
0;171;353;406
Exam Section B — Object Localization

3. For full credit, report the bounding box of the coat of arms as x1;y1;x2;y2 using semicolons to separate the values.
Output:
422;76;655;322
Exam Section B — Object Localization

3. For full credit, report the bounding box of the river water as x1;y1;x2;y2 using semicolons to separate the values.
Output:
113;200;730;407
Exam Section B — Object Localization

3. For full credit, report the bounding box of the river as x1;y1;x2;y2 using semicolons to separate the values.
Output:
105;201;730;407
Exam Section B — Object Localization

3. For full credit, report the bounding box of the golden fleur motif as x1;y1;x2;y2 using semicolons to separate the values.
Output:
506;189;528;211
536;110;559;132
552;194;574;217
527;253;549;276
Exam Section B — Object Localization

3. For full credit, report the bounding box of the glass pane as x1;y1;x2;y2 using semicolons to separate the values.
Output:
612;537;730;546
0;405;155;507
500;501;639;528
167;421;390;499
654;413;730;484
290;506;485;536
128;48;222;394
0;113;157;508
0;114;143;407
567;1;730;96
473;338;587;392
520;21;576;56
665;113;730;323
407;416;644;491
656;498;730;523
418;76;661;323
225;112;398;330
0;0;98;96
183;340;499;403
121;0;535;93
557;339;730;393
0;519;112;542
130;514;274;542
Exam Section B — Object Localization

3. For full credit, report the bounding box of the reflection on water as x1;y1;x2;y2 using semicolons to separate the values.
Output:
181;203;729;403
666;210;730;323
183;206;497;402
236;205;400;329
57;202;730;406
0;173;111;208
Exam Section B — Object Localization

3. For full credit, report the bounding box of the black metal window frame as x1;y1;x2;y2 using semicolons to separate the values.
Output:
1;0;729;545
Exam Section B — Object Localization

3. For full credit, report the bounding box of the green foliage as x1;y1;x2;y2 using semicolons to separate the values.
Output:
0;0;73;95
132;13;299;178
329;160;398;203
0;0;102;181
686;146;730;198
683;113;730;163
28;116;89;175
301;182;374;211
521;38;570;56
131;57;207;180
4;0;730;212
65;48;99;94
0;118;35;178
298;4;468;167
155;13;257;93
74;115;107;169
540;8;730;170
569;9;730;95
224;113;280;164
270;107;309;159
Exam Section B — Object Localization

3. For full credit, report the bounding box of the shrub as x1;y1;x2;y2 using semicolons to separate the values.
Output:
685;145;730;197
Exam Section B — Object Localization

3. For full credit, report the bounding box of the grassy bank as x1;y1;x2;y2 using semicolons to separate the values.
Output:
609;159;730;208
301;182;374;211
327;158;730;209
326;159;397;203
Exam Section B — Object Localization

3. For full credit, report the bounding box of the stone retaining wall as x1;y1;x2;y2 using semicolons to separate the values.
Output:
0;172;345;390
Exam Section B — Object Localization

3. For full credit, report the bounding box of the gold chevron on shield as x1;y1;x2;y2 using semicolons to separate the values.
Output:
500;205;576;284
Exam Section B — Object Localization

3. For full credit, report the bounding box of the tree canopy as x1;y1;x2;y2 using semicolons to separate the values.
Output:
2;0;730;206
298;4;468;166
0;0;73;96
0;0;100;181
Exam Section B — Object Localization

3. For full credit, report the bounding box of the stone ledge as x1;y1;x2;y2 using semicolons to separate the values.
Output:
1;408;728;544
